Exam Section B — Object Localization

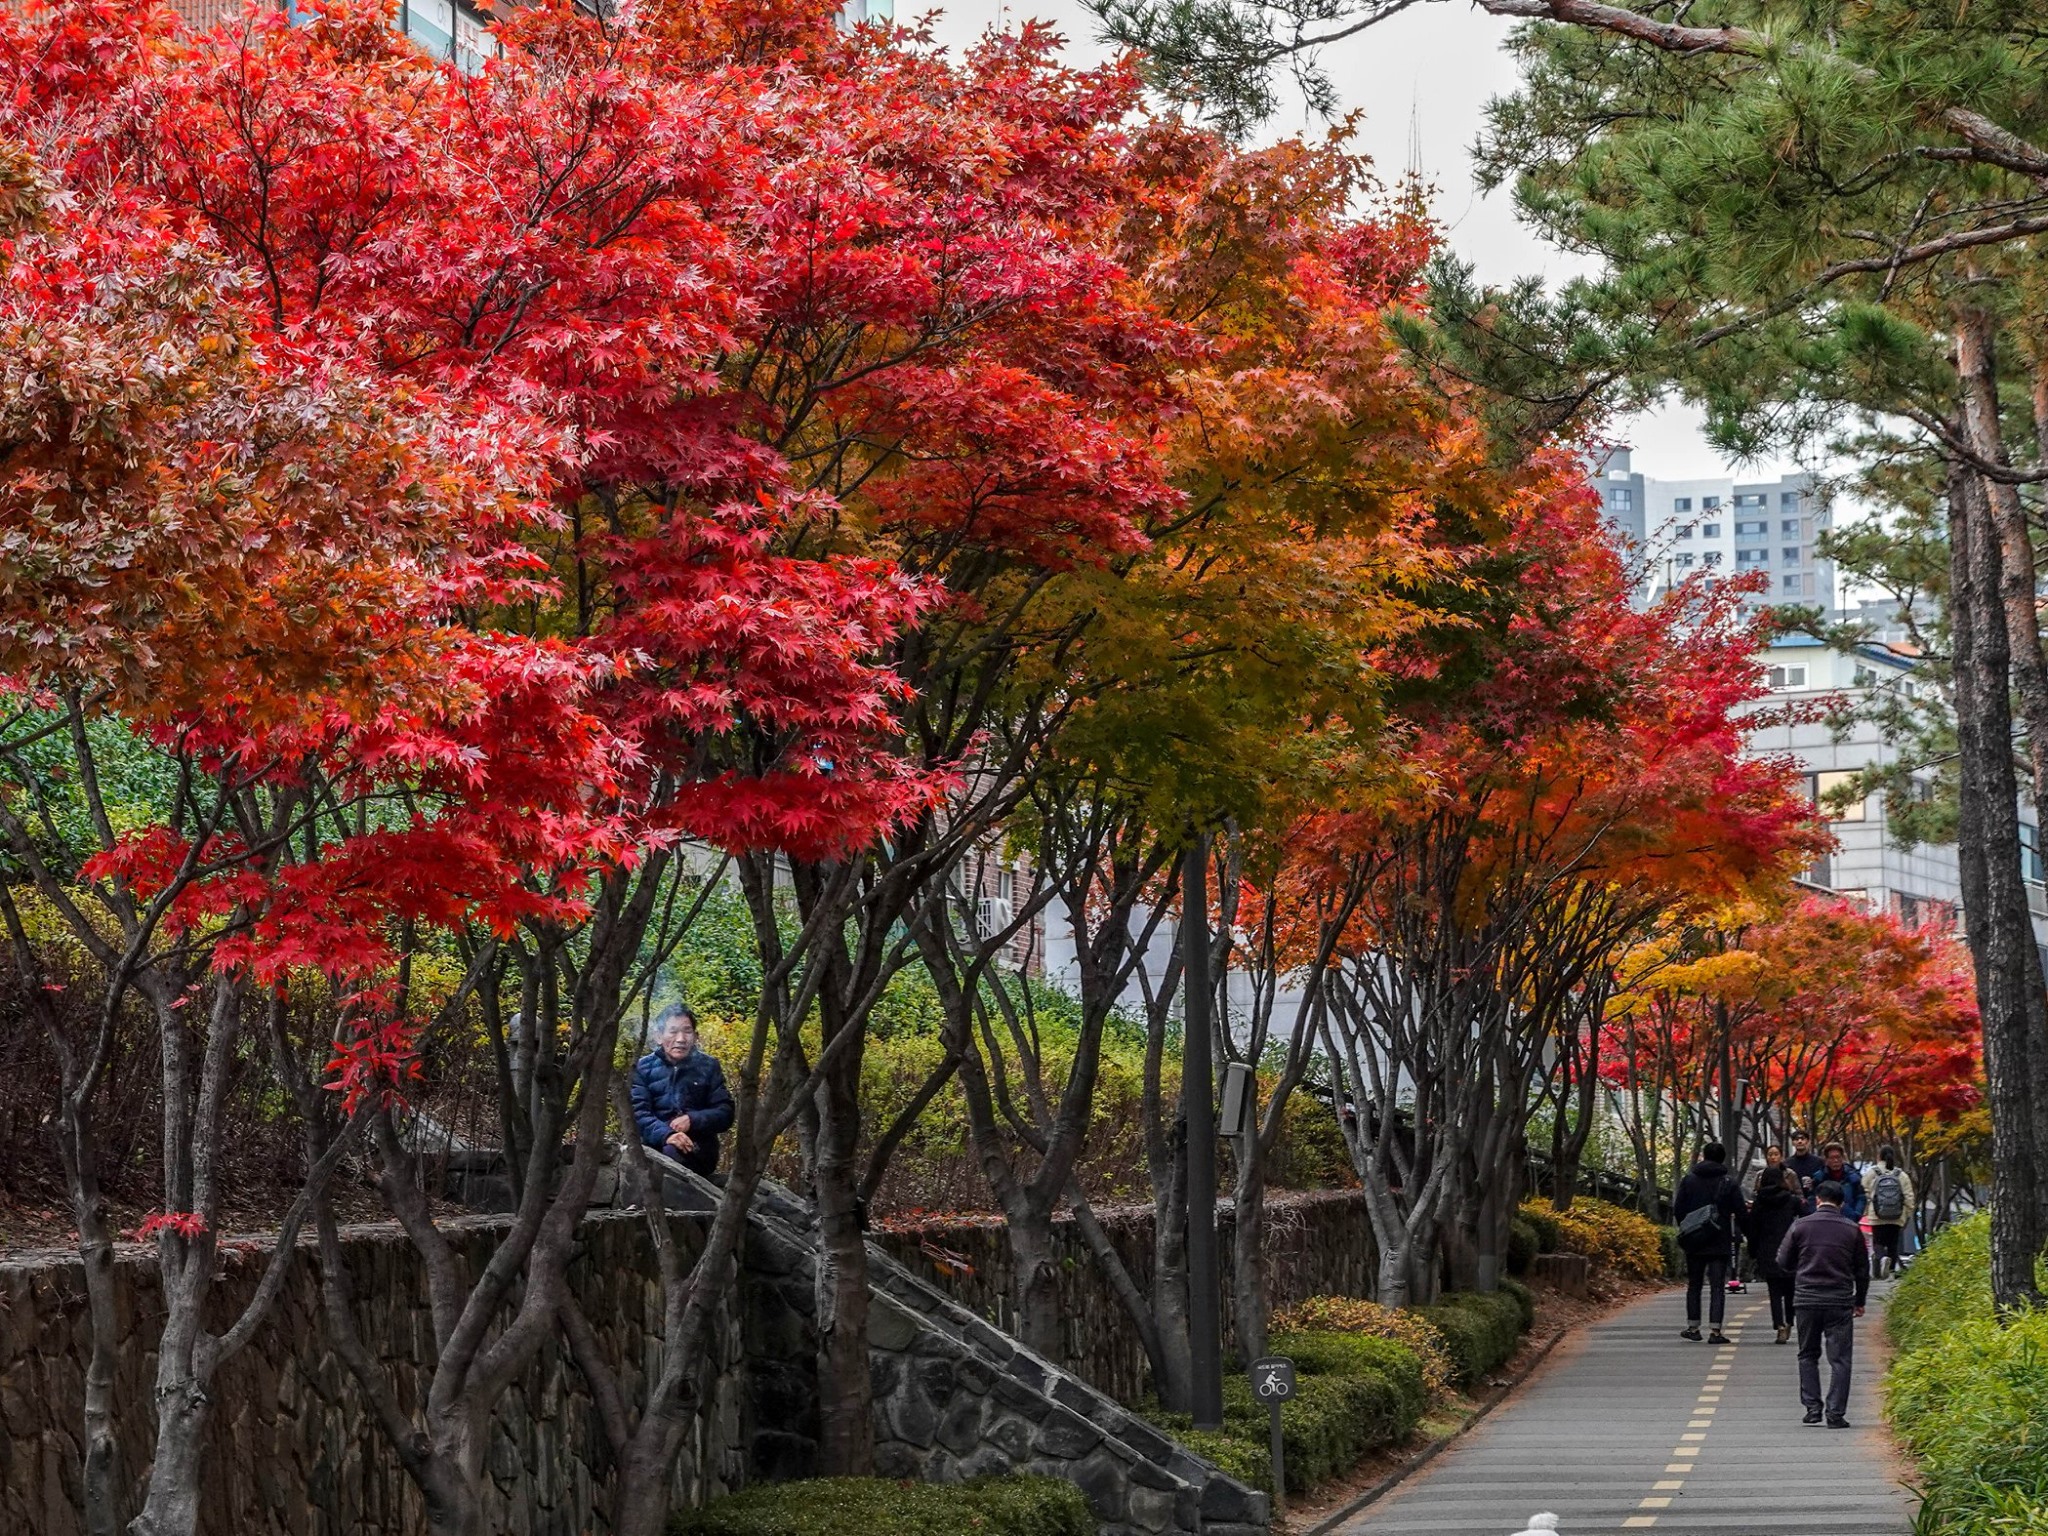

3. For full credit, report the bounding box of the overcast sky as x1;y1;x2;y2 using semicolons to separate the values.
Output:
897;0;1801;482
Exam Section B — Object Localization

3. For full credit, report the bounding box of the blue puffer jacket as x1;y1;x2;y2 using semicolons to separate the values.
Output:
630;1049;735;1176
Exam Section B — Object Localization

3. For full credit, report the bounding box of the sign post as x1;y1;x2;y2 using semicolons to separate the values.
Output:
1249;1355;1296;1523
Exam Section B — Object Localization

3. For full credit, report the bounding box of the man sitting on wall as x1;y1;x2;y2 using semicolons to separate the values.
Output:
630;1005;735;1178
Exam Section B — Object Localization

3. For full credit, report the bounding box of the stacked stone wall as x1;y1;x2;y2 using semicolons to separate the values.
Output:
873;1191;1378;1403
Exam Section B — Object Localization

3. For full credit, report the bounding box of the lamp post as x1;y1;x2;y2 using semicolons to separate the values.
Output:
1183;834;1224;1430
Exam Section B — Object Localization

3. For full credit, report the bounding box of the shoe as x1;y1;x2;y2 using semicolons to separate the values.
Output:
1680;1326;1703;1341
1775;1326;1790;1345
1708;1331;1732;1345
1827;1416;1852;1429
1803;1407;1824;1425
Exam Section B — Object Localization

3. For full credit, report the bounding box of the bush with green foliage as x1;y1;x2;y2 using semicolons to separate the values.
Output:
1520;1207;1562;1254
1506;1214;1540;1276
1269;1295;1456;1399
1499;1276;1535;1332
1417;1290;1527;1387
1657;1226;1685;1281
668;1477;1093;1536
1885;1214;2048;1535
1153;1324;1432;1495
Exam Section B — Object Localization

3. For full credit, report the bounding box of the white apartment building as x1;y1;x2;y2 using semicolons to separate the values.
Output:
1745;628;2048;943
1592;449;1836;610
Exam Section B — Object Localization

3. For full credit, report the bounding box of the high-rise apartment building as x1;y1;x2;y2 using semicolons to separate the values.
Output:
1591;449;1836;610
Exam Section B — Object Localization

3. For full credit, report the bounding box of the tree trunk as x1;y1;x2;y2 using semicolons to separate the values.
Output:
812;1053;873;1475
60;1098;124;1536
1957;306;2048;803
1011;1217;1064;1361
1231;1139;1268;1362
1947;455;2048;1310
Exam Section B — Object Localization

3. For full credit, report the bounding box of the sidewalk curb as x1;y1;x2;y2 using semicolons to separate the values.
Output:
1299;1321;1575;1536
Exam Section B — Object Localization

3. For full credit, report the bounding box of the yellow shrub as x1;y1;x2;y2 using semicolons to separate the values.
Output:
1269;1296;1457;1401
1523;1196;1663;1281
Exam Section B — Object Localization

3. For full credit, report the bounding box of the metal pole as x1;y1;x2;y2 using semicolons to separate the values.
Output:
1183;835;1224;1430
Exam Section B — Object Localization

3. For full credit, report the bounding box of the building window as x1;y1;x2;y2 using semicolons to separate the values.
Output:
1703;550;1722;567
1736;519;1767;536
1675;523;1695;540
1676;552;1695;568
1674;497;1692;512
1815;769;1868;821
1781;518;1801;535
1767;663;1808;690
1702;522;1721;537
1782;574;1802;592
1735;493;1766;507
1737;548;1769;565
1781;490;1801;507
1703;495;1722;509
2025;823;2046;885
403;0;455;58
454;8;496;71
1611;488;1633;509
1782;547;1802;563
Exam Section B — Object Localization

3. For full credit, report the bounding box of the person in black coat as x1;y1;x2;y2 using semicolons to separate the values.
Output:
1672;1143;1747;1342
1748;1165;1804;1344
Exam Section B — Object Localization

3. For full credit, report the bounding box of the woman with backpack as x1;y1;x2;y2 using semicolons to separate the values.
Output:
1748;1164;1803;1343
1867;1148;1915;1279
1673;1142;1748;1343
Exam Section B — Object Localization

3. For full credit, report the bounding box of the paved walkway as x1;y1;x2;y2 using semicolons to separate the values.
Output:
1343;1285;1915;1536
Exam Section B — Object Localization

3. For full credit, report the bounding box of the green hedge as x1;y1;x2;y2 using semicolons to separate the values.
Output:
1521;1208;1562;1253
1507;1214;1539;1276
1269;1329;1427;1424
1657;1226;1684;1280
1417;1290;1527;1388
1500;1276;1536;1332
668;1477;1092;1536
1885;1214;2048;1535
1153;1326;1430;1496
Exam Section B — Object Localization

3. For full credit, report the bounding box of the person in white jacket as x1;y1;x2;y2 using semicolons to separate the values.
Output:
1865;1148;1915;1279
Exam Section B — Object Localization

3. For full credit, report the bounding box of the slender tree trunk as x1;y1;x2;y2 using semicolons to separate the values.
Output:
812;1043;873;1474
1231;1138;1268;1362
58;1096;124;1536
1947;455;2048;1310
1957;306;2048;803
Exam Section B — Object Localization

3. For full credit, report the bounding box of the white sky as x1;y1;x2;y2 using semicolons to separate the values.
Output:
898;0;1798;481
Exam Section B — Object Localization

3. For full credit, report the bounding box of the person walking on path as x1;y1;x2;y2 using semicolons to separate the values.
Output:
1867;1148;1915;1278
1778;1179;1870;1428
1786;1129;1827;1211
1821;1141;1866;1219
1673;1141;1747;1343
1748;1164;1804;1344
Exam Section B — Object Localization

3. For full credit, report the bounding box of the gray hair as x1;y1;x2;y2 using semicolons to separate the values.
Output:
654;1004;698;1036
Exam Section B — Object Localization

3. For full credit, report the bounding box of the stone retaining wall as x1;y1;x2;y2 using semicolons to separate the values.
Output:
0;1214;745;1536
874;1191;1379;1404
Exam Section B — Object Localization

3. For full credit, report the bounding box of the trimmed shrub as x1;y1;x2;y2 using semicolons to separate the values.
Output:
1154;1370;1409;1495
1269;1329;1428;1424
668;1477;1093;1536
1889;1210;1996;1356
1523;1197;1664;1281
1418;1290;1526;1387
1506;1214;1540;1276
1270;1295;1457;1400
1657;1225;1685;1280
1883;1214;2048;1534
1520;1207;1562;1254
1500;1276;1536;1332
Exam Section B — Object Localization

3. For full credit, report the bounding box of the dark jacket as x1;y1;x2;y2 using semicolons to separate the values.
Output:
1820;1162;1867;1221
1786;1151;1827;1210
630;1048;735;1176
1672;1160;1746;1252
1747;1177;1803;1280
1777;1205;1871;1309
